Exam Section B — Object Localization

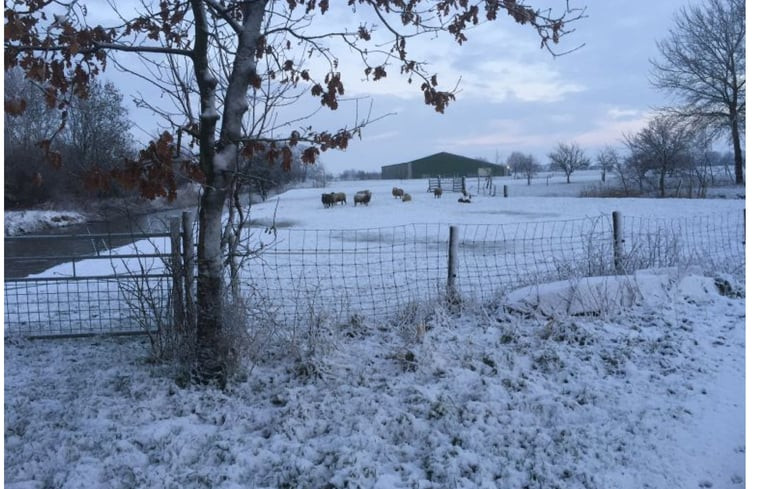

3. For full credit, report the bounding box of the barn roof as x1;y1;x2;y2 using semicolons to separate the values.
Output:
381;152;503;176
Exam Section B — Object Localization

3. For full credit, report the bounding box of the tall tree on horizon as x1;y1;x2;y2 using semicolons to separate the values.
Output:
650;0;745;185
548;142;589;184
5;0;585;386
624;114;693;198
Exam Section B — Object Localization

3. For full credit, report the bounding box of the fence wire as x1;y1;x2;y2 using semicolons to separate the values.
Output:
4;275;172;337
236;224;450;324
620;212;745;274
4;212;745;337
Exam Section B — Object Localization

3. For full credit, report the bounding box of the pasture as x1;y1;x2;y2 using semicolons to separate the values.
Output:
4;172;744;337
252;173;742;226
3;172;746;488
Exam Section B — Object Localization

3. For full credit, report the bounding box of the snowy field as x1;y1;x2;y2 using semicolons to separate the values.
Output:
246;173;744;228
4;172;745;335
3;270;746;488
3;172;747;488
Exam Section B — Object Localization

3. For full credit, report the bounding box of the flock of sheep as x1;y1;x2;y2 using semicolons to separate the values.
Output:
320;190;371;207
320;186;446;208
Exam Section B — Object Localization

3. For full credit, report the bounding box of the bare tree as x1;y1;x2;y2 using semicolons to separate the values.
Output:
623;114;693;197
611;152;636;196
506;151;539;185
595;145;619;183
506;151;526;179
4;68;60;206
548;142;589;184
683;129;718;198
622;151;652;195
64;80;134;174
4;70;134;204
5;0;585;386
650;0;745;185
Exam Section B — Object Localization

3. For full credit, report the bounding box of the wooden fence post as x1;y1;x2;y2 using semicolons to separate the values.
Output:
170;217;185;331
612;211;623;273
182;211;196;331
447;226;459;299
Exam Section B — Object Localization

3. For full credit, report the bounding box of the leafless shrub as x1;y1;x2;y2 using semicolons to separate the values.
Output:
115;244;194;364
579;184;643;198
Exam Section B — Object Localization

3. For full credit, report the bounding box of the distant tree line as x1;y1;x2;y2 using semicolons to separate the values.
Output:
4;68;331;208
4;68;136;208
613;115;737;198
337;169;381;181
500;123;736;198
500;0;744;198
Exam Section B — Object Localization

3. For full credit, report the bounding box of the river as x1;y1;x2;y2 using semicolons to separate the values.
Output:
4;208;196;279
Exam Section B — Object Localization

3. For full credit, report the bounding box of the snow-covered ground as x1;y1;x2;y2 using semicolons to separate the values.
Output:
3;171;744;235
3;172;746;488
3;270;745;488
247;173;744;229
4;209;87;236
5;175;744;337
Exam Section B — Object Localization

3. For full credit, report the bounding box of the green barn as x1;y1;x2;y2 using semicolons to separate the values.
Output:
381;152;505;179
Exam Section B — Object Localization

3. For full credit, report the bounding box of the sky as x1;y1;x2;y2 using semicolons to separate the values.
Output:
310;0;707;174
95;0;727;175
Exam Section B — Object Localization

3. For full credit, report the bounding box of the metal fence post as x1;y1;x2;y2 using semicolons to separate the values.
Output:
447;225;459;299
182;211;196;331
170;217;185;331
612;211;623;273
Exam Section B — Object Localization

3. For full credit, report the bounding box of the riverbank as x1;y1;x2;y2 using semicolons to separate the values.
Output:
4;209;88;236
4;184;202;237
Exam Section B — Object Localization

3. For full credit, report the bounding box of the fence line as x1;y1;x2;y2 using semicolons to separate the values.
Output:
4;229;175;337
4;211;745;337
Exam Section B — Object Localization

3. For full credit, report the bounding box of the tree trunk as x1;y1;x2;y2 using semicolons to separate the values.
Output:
730;113;744;185
195;184;229;385
191;0;267;386
659;171;666;197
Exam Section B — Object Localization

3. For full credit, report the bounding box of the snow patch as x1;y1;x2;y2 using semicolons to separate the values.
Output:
4;210;87;236
503;268;726;318
213;144;238;171
200;107;219;119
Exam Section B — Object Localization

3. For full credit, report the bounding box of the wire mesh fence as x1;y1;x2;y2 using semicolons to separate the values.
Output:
4;275;172;337
234;211;744;329
3;211;745;337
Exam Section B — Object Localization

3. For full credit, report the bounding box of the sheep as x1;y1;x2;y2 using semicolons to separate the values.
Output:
321;193;335;208
433;187;442;198
392;187;405;199
354;190;372;206
333;192;347;205
401;193;412;202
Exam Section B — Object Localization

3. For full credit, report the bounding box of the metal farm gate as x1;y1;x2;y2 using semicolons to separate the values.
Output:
4;214;194;338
